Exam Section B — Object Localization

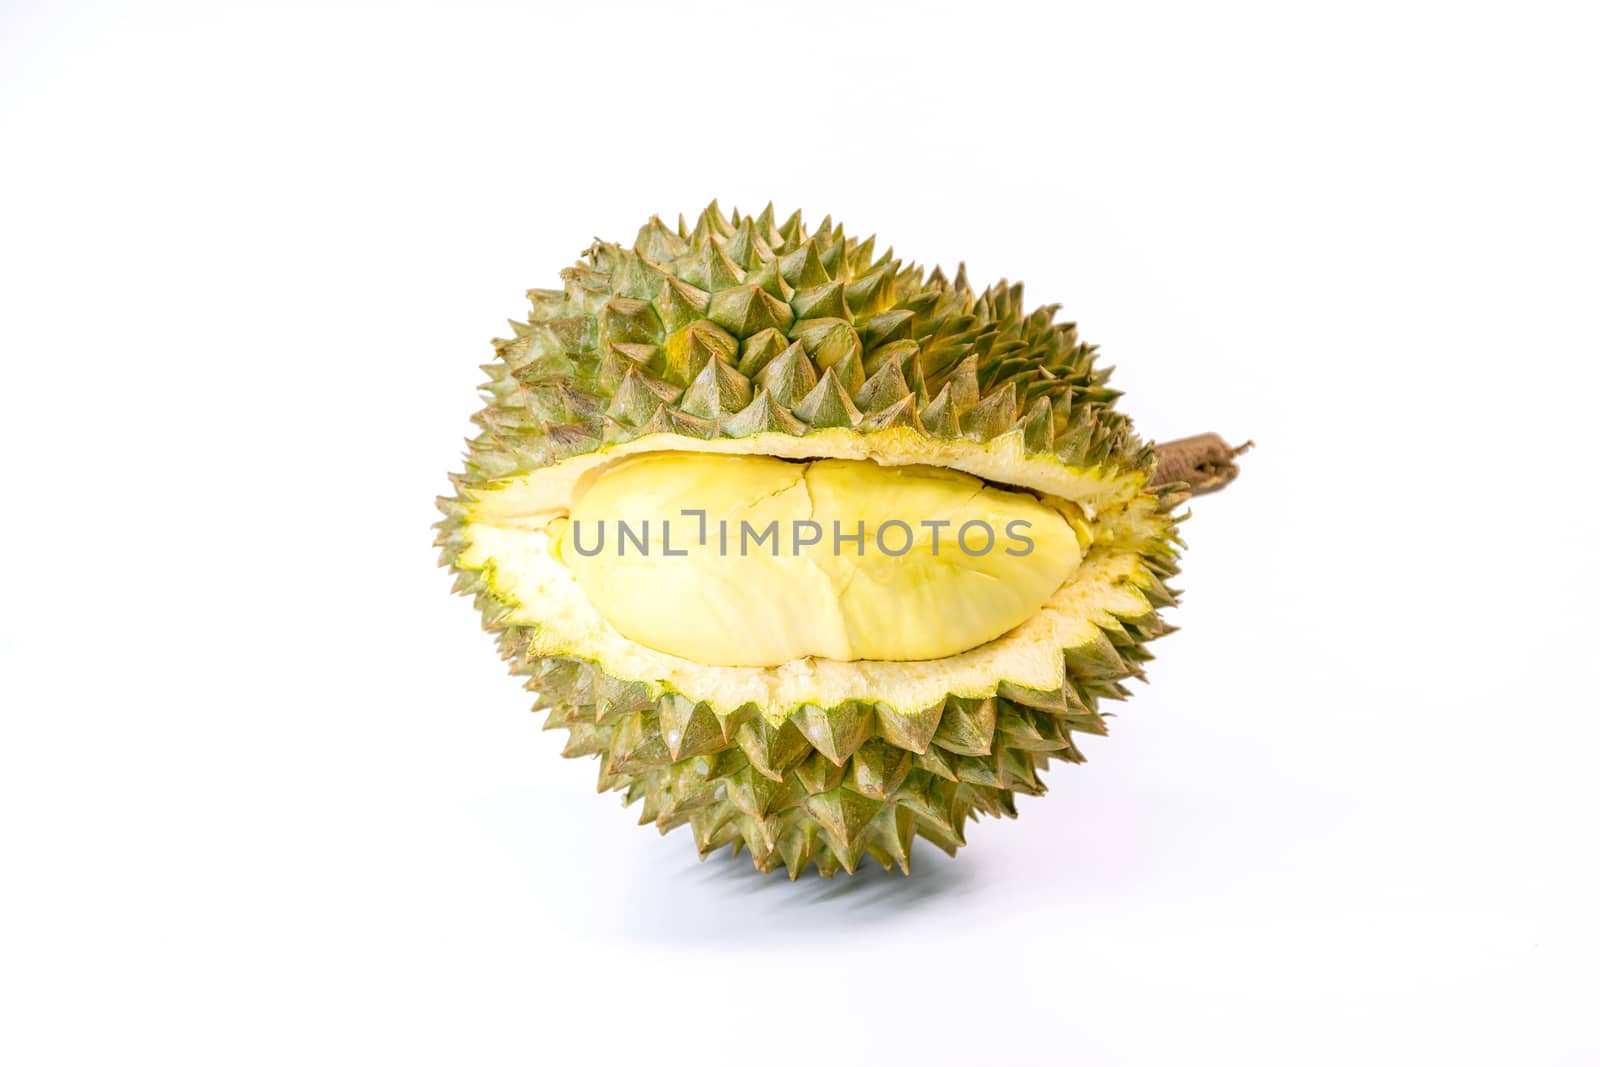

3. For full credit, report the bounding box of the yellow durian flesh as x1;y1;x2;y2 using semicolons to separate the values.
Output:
551;452;1082;667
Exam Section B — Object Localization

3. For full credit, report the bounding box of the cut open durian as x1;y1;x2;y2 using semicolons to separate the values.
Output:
437;203;1244;877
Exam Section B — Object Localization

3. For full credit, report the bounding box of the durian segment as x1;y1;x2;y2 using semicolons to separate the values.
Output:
459;513;1152;720
550;453;1082;667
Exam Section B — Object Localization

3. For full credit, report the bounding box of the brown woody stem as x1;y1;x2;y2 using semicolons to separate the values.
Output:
1152;434;1252;496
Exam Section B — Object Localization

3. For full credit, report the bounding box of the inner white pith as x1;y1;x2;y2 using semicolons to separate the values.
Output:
457;430;1154;718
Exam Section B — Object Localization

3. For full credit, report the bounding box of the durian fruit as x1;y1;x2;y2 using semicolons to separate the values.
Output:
436;202;1244;878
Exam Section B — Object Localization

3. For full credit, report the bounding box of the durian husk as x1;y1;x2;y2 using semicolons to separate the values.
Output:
437;202;1197;877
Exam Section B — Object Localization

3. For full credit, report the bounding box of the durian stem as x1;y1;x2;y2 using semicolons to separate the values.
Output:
1152;434;1252;496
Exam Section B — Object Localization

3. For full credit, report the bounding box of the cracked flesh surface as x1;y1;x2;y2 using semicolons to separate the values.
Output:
549;453;1083;667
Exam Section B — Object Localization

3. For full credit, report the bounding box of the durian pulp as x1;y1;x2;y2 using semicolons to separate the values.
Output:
547;453;1085;668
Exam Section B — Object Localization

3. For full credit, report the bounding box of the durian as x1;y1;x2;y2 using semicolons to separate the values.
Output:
436;203;1245;878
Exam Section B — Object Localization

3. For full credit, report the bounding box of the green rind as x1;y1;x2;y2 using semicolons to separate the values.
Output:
436;202;1186;875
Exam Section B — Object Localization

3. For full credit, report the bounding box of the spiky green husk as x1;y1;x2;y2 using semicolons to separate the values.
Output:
437;202;1185;876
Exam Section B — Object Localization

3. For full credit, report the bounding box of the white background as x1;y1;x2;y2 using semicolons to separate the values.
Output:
4;2;1597;1064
